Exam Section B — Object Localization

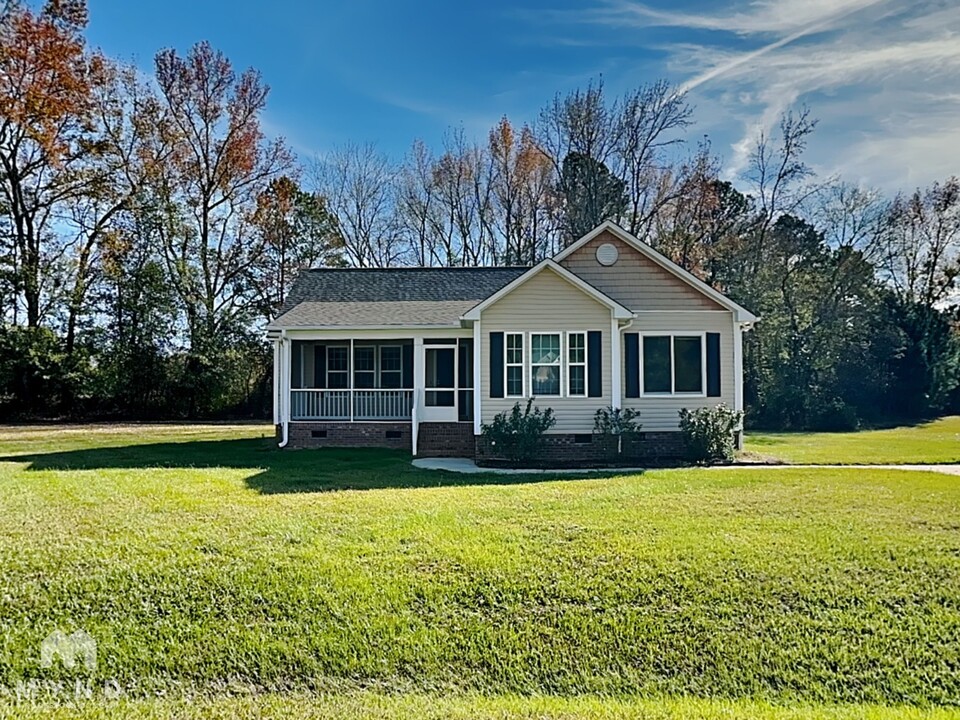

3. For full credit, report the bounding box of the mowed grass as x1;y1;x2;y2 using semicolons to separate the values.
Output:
0;425;958;718
745;416;960;464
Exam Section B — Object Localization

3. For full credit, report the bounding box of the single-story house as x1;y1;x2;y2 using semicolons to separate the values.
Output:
267;221;757;462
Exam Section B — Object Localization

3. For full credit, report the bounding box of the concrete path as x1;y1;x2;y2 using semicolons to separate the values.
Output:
412;457;960;476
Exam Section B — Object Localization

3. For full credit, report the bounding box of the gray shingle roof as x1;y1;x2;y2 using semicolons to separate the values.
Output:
272;267;529;328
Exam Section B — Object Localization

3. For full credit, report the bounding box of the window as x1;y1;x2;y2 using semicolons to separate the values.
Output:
379;346;402;389
327;346;349;389
531;333;561;396
673;336;703;393
353;345;375;389
567;332;586;396
642;334;704;395
505;333;524;397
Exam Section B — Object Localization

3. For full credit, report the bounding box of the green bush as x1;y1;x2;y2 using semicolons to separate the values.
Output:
593;406;642;456
679;404;744;463
481;399;556;467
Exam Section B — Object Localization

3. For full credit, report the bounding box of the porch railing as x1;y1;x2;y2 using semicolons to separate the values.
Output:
291;389;413;421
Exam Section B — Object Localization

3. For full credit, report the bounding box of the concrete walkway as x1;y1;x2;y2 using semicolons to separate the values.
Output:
412;457;960;476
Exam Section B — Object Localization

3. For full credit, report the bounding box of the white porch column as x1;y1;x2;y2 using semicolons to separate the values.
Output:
412;337;425;456
473;320;481;435
610;317;622;410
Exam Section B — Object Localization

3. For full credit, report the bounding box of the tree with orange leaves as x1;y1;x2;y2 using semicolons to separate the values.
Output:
0;0;98;327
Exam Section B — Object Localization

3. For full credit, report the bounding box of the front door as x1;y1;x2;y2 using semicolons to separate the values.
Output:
421;346;457;422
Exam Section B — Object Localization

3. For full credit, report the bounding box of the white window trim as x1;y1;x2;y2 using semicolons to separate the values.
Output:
530;331;563;398
378;344;403;388
505;332;525;398
566;331;588;397
640;331;707;398
326;344;350;389
353;344;377;389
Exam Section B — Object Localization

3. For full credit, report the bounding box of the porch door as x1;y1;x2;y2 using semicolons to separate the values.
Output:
421;346;457;422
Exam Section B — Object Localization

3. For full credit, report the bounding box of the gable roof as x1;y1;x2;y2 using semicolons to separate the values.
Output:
554;221;759;323
270;267;528;329
460;260;634;321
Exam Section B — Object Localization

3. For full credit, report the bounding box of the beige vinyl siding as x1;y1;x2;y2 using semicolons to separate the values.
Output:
561;230;723;311
621;312;736;431
480;269;612;433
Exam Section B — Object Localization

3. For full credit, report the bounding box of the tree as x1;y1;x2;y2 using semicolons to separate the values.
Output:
0;0;97;327
313;142;402;268
557;152;627;242
249;175;344;319
488;117;554;264
153;41;293;345
879;178;960;310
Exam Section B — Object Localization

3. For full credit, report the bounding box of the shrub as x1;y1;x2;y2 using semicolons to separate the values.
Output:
481;399;556;467
678;404;744;463
593;406;642;456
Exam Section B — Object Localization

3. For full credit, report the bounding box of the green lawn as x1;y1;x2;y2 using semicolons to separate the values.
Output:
0;425;958;718
745;416;960;464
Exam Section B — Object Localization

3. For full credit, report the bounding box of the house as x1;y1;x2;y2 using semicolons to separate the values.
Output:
267;221;757;462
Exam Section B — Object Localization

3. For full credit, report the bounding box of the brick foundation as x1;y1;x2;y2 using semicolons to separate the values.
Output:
475;431;686;468
417;422;475;458
286;422;411;450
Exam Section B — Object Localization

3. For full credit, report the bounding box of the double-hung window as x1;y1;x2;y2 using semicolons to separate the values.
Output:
642;334;704;395
530;333;561;396
567;332;586;396
505;333;524;397
326;345;349;389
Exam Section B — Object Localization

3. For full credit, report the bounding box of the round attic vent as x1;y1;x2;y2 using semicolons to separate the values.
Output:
596;242;619;266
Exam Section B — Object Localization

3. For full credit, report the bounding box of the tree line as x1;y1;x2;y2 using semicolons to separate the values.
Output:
1;0;958;427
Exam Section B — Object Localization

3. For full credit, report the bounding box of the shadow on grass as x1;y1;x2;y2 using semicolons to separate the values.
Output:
1;437;632;494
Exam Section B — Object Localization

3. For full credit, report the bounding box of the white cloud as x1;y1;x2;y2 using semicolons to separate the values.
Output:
613;0;960;188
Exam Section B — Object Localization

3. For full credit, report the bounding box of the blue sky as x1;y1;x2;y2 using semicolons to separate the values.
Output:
86;0;960;192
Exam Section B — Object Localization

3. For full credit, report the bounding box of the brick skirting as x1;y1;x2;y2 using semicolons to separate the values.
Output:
476;431;686;468
417;422;475;458
286;422;411;450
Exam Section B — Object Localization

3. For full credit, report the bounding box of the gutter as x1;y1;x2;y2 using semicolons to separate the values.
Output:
278;330;290;448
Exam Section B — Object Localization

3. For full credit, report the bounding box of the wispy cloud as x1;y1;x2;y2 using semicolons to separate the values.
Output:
548;0;960;189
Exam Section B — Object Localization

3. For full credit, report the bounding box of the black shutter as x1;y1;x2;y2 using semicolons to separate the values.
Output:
625;333;640;398
706;332;721;397
402;342;414;389
587;330;602;398
314;344;327;389
489;332;504;398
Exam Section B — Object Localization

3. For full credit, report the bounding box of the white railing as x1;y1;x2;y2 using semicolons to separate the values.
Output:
290;389;413;421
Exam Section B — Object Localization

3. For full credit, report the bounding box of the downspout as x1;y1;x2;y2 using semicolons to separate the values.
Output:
278;330;290;448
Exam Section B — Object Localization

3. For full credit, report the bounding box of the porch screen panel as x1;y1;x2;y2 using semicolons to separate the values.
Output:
402;342;414;389
314;344;327;388
458;338;474;422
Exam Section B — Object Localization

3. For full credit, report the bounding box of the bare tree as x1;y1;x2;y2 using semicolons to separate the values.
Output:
878;178;960;309
312;142;403;268
616;80;694;238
